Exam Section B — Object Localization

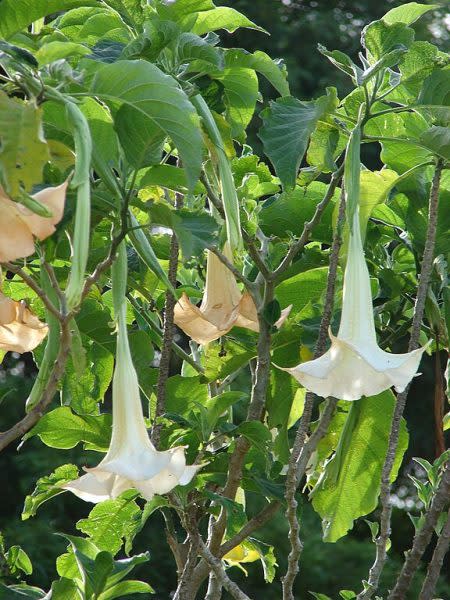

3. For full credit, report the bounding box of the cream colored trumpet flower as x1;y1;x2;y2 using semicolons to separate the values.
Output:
64;303;201;504
0;291;48;353
174;244;291;345
282;213;427;401
0;182;67;262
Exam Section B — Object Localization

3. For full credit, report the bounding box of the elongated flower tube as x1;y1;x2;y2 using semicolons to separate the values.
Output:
64;243;201;503
0;291;48;353
282;211;427;401
0;182;67;262
174;244;291;345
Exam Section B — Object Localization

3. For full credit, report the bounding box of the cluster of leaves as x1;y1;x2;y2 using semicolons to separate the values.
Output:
0;0;448;598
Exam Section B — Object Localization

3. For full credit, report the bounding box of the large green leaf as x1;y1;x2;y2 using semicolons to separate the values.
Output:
259;88;338;189
76;492;142;555
23;406;111;451
382;2;439;25
259;182;340;242
214;67;259;141
276;267;329;313
91;60;203;190
22;464;79;520
224;49;289;96
0;0;96;39
312;391;408;542
362;20;414;62
184;7;266;35
419;126;450;161
156;0;215;21
0;92;49;196
387;41;439;104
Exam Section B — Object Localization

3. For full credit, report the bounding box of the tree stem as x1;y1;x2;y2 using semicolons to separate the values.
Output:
282;187;345;600
360;159;444;599
151;194;181;447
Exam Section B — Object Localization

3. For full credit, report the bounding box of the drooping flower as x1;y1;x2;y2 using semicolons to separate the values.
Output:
64;298;201;504
281;213;427;401
0;182;67;262
0;291;48;353
174;244;291;345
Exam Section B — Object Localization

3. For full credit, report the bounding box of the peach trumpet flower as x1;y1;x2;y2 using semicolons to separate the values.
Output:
0;182;67;262
281;213;427;401
174;244;291;345
0;291;48;353
64;303;201;503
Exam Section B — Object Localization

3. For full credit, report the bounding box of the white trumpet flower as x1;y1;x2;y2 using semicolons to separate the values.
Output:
282;213;427;401
174;244;291;345
64;303;201;503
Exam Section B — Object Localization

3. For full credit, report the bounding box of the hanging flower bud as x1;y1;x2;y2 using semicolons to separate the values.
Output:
0;291;48;353
174;244;291;345
0;182;67;262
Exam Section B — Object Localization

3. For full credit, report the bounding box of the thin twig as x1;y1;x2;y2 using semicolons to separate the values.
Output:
151;194;181;447
196;537;251;600
418;506;450;600
188;286;275;596
282;186;345;600
389;462;450;599
271;163;344;281
0;317;72;452
360;159;444;599
2;262;61;321
218;501;281;558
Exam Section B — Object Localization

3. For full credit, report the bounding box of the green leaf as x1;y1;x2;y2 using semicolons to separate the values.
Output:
115;104;165;169
276;268;329;314
165;375;208;416
22;464;80;520
382;2;439;26
5;546;33;576
214;67;259;141
224;49;289;96
23;406;111;450
307;121;343;173
0;0;97;39
91;60;203;190
0;92;50;196
318;46;362;81
138;164;205;194
185;7;266;35
148;203;219;258
176;32;223;69
312;391;408;542
362;21;414;61
62;344;114;415
156;0;215;21
237;421;272;455
76;492;142;555
259;182;340;242
35;41;90;65
388;41;439;105
98;580;155;599
0;584;45;599
259;88;338;189
419;126;450;161
47;578;79;600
